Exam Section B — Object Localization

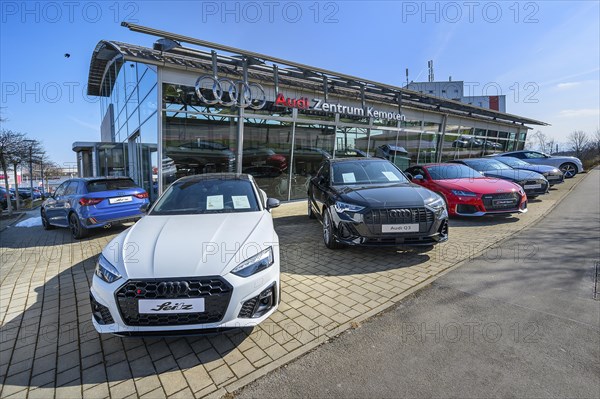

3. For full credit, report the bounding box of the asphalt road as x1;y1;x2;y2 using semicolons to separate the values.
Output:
237;169;600;399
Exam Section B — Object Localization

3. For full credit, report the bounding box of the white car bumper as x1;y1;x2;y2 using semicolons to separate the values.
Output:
90;264;280;335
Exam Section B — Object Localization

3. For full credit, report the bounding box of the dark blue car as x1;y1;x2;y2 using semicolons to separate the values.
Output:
41;177;149;239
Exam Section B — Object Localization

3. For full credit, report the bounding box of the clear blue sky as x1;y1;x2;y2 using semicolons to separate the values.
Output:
1;1;598;166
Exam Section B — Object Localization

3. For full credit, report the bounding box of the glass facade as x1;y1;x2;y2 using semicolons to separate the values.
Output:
99;56;159;200
88;55;529;203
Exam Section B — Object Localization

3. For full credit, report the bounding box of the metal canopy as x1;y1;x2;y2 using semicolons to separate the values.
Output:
86;23;548;127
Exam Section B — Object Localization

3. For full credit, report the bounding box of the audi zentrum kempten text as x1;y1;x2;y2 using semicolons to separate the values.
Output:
492;156;564;186
450;158;549;198
492;150;584;178
307;158;449;249
405;164;528;217
41;177;149;239
90;174;281;335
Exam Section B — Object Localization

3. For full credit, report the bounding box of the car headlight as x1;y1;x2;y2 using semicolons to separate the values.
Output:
450;190;477;197
334;201;364;213
425;196;446;216
95;254;122;283
231;247;274;278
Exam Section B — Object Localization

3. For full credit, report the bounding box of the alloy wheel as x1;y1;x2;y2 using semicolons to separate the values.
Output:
560;163;576;178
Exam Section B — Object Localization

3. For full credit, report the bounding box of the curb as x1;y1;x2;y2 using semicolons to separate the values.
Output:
0;211;28;232
223;171;593;398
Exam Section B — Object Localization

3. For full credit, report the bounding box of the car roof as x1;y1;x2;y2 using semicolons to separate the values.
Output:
328;157;388;164
416;163;463;168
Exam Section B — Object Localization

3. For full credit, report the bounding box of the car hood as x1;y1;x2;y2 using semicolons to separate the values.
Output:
104;212;276;279
434;178;521;194
335;183;436;207
516;164;560;174
480;169;545;181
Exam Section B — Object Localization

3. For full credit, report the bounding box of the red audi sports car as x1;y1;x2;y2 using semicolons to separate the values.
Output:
405;163;528;217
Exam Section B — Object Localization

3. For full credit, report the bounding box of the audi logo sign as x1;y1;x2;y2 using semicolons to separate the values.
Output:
156;281;190;297
195;75;267;110
389;209;413;218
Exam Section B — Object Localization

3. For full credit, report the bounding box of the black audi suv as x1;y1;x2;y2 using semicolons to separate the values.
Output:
307;158;449;249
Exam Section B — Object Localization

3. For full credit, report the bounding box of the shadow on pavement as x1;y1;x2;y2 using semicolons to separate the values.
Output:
275;215;432;276
0;254;251;389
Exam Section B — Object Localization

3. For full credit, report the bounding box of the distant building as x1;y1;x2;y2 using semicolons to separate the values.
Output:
407;81;506;112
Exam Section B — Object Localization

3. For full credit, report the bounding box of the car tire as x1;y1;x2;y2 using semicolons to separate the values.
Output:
308;199;316;219
322;208;342;249
559;162;577;178
69;213;88;239
41;209;54;230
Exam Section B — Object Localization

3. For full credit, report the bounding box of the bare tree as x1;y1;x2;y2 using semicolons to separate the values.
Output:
0;129;25;215
567;130;589;159
529;131;555;153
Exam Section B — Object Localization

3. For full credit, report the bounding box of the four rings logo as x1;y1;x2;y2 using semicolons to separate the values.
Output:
389;209;413;218
195;75;267;109
156;281;190;297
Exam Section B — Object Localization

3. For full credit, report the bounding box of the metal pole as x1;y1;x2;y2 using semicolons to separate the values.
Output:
29;145;33;209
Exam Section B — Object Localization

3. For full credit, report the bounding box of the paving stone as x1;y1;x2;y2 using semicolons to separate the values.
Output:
82;382;110;399
157;369;189;396
181;365;213;393
208;364;235;386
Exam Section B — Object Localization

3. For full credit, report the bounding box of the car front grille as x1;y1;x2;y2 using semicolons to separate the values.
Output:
115;277;233;326
481;192;521;210
363;207;434;234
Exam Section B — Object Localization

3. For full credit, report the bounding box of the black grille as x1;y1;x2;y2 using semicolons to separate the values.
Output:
115;277;233;326
238;297;259;318
363;207;434;235
90;294;114;325
456;204;478;214
482;192;520;210
365;208;434;224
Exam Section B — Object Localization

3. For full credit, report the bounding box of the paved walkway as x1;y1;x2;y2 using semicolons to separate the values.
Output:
0;175;587;398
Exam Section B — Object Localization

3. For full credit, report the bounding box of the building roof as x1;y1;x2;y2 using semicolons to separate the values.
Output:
86;23;548;128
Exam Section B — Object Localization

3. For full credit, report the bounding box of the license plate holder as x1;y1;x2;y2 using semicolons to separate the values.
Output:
382;223;419;233
109;196;133;204
493;199;515;206
524;184;542;190
138;298;205;314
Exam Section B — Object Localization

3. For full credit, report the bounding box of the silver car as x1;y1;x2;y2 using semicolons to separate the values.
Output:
492;150;584;178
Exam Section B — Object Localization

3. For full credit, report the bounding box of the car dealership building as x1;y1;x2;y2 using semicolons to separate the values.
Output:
76;23;547;202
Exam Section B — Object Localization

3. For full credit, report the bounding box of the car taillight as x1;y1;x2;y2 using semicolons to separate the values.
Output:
134;192;149;199
79;198;103;206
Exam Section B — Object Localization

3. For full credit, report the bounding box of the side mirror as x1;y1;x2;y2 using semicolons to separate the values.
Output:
139;203;150;213
414;174;424;180
405;173;413;180
266;198;280;210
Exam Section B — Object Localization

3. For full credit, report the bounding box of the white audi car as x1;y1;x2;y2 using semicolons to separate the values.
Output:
90;174;281;335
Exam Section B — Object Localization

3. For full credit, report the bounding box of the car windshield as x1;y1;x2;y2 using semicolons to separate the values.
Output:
151;178;260;215
463;159;512;171
427;164;484;180
497;157;530;167
86;179;138;192
331;160;409;185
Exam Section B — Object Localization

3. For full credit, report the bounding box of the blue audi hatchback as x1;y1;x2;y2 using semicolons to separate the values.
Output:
41;177;149;239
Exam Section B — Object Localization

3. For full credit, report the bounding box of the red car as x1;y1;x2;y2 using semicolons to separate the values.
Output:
405;163;528;217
